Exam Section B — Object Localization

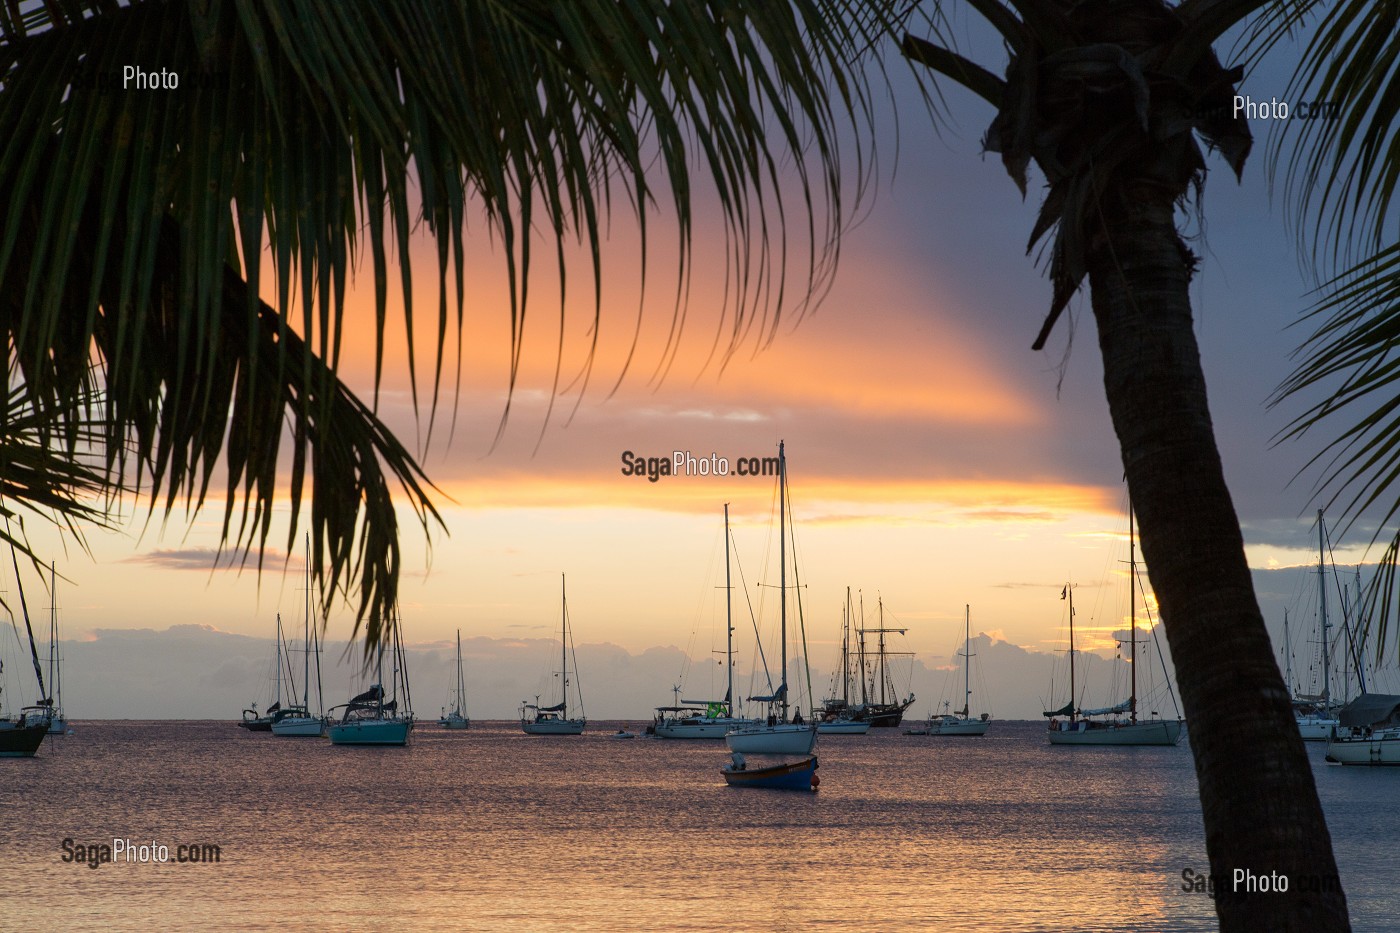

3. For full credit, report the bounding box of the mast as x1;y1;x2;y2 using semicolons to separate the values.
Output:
878;598;887;705
561;573;569;720
842;588;852;706
1068;585;1076;722
456;629;465;716
275;613;283;708
724;503;734;716
1283;609;1293;696
778;440;788;722
1318;509;1330;709
49;562;59;717
963;604;972;719
1129;506;1137;723
858;591;868;705
302;541;310;712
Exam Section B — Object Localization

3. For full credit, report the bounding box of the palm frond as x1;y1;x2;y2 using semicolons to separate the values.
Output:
0;1;898;651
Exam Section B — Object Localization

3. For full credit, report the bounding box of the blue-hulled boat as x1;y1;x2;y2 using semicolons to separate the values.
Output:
721;754;819;791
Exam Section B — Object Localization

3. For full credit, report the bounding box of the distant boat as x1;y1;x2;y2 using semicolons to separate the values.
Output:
239;613;288;732
438;629;471;729
816;718;870;735
327;612;414;746
721;753;819;791
922;605;990;737
651;504;756;739
1045;507;1183;747
1325;694;1400;765
609;729;637;739
272;541;328;737
521;574;586;735
725;442;817;756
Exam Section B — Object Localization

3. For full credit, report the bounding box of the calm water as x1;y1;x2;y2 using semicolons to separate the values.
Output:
3;720;1396;931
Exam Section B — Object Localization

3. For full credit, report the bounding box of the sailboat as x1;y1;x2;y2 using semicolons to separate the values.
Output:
521;574;586;735
652;504;757;739
272;542;327;737
327;612;414;746
923;605;990;736
438;629;470;729
2;553;51;756
239;614;287;731
1045;508;1183;746
1290;510;1343;741
725;441;818;756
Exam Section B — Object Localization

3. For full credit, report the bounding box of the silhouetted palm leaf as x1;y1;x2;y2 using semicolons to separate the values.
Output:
0;0;892;650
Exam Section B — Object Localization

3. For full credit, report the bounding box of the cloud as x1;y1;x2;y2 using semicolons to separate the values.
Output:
123;547;305;573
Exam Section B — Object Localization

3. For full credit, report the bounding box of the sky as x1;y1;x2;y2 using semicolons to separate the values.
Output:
0;17;1387;721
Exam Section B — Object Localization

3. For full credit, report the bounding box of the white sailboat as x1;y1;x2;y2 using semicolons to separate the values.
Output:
1325;694;1400;765
521;574;586;735
923;605;990;736
725;441;818;756
327;613;414;746
438;629;470;729
1045;508;1183;747
272;542;327;737
653;504;757;739
239;614;287;732
1290;511;1342;741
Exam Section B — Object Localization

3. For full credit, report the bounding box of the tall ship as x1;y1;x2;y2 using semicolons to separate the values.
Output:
820;591;914;728
1045;506;1183;746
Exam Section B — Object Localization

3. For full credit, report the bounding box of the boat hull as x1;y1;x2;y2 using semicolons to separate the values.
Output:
654;717;755;739
816;720;871;735
722;756;818;791
1326;733;1400;765
1297;715;1340;742
271;717;326;737
0;721;47;757
522;718;585;735
926;717;989;736
327;718;413;746
1048;719;1182;746
725;723;818;755
438;715;470;730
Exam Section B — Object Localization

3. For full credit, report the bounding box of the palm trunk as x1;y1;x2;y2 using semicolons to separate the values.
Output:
1088;184;1349;930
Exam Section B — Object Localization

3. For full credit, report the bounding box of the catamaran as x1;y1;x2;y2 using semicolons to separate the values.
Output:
725;441;818;756
521;574;586;735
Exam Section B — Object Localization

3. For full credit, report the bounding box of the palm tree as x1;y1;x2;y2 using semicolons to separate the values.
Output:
901;1;1347;929
0;1;887;645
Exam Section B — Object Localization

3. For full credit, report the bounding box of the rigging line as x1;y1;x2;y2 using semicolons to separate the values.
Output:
1133;561;1182;719
731;527;774;698
3;513;44;702
567;597;585;719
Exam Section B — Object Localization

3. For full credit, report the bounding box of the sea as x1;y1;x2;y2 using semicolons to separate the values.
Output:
3;719;1396;931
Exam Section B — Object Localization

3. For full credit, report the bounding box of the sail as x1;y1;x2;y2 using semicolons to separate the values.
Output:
267;701;282;715
1080;699;1132;717
539;702;567;713
748;683;788;703
349;685;384;705
1042;701;1073;718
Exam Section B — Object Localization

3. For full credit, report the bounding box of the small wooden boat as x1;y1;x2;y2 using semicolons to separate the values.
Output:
721;753;819;791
